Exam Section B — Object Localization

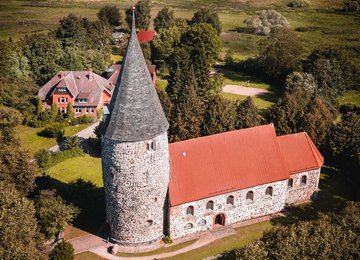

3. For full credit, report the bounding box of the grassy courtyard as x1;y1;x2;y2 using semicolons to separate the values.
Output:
17;124;90;155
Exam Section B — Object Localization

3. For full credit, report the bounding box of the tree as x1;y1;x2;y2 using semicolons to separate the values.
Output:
268;89;335;146
190;8;222;35
156;88;172;121
258;27;303;81
235;97;261;129
56;14;86;48
201;95;236;136
64;136;81;151
66;102;74;118
154;7;175;32
49;241;74;260
285;71;318;93
140;42;151;64
23;34;63;85
35;190;80;240
125;0;151;30
0;182;45;259
221;202;360;260
303;48;360;100
97;5;121;26
325;113;360;173
244;9;290;35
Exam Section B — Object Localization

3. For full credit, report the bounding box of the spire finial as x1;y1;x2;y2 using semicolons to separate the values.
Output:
131;2;135;31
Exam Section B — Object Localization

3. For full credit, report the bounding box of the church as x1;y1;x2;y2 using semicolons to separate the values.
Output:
101;13;323;247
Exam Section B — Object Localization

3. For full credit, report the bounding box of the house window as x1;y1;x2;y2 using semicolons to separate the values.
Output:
301;175;307;186
59;107;66;113
65;98;68;103
90;108;94;114
288;179;294;189
146;141;156;152
85;108;89;114
184;223;193;230
265;187;273;197
246;191;254;201
60;97;66;103
186;206;194;216
78;99;88;103
57;98;60;103
226;195;234;206
206;201;214;211
75;107;81;114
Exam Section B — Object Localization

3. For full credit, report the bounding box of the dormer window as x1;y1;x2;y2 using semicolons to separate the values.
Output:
57;87;67;92
78;99;88;103
146;141;156;152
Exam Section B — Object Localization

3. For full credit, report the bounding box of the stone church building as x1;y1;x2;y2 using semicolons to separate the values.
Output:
101;14;323;247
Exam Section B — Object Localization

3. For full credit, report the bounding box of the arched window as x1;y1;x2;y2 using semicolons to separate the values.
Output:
186;206;194;216
265;186;273;197
206;201;214;211
288;179;293;189
301;175;307;185
198;219;206;226
246;191;254;201
226;195;234;206
145;220;153;227
184;223;193;230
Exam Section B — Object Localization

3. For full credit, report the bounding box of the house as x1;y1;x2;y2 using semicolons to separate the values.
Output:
101;13;325;249
137;30;157;43
38;71;114;117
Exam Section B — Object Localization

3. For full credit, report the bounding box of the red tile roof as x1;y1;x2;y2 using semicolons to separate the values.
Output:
169;124;291;206
137;30;156;43
107;64;156;85
277;132;324;174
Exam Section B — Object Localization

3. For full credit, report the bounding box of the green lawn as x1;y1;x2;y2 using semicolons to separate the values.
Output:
117;239;197;257
17;124;90;155
75;251;106;260
110;54;122;64
336;90;360;106
218;68;272;90
222;92;276;110
165;221;272;260
46;156;103;187
155;79;168;91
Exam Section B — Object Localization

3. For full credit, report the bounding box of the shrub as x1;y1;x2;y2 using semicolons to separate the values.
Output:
49;241;74;260
244;10;290;35
343;0;360;12
77;114;94;124
34;148;84;170
163;235;173;244
288;0;310;8
34;149;53;169
339;103;360;114
64;136;81;150
39;123;65;139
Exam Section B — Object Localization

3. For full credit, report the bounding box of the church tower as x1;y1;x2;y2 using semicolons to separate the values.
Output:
101;11;170;245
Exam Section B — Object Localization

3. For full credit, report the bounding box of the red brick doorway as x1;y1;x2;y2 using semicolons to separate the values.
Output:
215;214;225;226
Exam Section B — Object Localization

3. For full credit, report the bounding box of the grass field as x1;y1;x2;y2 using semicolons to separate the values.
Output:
75;251;106;260
17;124;90;155
46;156;103;187
222;92;276;110
336;90;360;106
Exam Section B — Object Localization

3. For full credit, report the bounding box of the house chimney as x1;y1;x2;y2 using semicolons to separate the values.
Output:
88;69;93;80
59;71;64;79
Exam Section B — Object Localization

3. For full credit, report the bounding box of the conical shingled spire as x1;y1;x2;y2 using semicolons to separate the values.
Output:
103;10;169;142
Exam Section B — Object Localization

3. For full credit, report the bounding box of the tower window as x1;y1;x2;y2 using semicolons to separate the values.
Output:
288;179;294;189
206;201;214;211
145;220;153;227
184;223;193;230
246;191;254;202
198;219;206;226
146;141;156;151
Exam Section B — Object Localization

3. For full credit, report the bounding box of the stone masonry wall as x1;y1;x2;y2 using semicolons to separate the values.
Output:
286;169;321;205
102;132;170;245
169;180;288;239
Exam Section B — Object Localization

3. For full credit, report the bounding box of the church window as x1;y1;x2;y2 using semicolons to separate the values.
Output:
301;175;307;185
186;206;194;216
146;141;156;152
184;223;193;230
265;186;273;197
226;195;234;206
145;220;153;227
288;179;294;189
246;191;254;201
206;201;214;211
198;219;206;226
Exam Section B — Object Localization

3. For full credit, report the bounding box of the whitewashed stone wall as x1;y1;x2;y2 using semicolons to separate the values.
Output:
169;180;288;239
102;132;170;245
286;168;321;204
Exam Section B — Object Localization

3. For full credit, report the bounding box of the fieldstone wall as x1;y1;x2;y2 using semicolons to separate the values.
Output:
286;169;321;205
102;131;170;245
169;180;288;239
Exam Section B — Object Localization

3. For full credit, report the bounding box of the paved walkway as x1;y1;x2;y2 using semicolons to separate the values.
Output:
222;84;269;96
48;121;99;152
69;234;107;254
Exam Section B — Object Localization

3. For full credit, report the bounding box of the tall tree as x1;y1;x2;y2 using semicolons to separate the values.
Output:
56;14;86;48
201;95;236;136
125;0;151;30
235;97;261;129
23;34;63;85
154;7;175;32
258;27;303;81
190;8;222;35
0;182;45;259
35;189;79;240
97;5;121;26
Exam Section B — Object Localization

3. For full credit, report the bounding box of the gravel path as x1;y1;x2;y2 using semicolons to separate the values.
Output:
223;84;270;96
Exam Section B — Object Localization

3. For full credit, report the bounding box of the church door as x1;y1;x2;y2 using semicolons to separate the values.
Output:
215;214;225;226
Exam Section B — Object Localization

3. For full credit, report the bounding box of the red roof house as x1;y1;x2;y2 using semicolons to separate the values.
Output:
137;30;156;43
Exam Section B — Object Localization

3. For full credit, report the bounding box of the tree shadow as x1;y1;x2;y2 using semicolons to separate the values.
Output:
271;167;356;226
35;176;107;238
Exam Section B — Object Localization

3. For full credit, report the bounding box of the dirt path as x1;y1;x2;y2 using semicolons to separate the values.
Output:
223;84;270;96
